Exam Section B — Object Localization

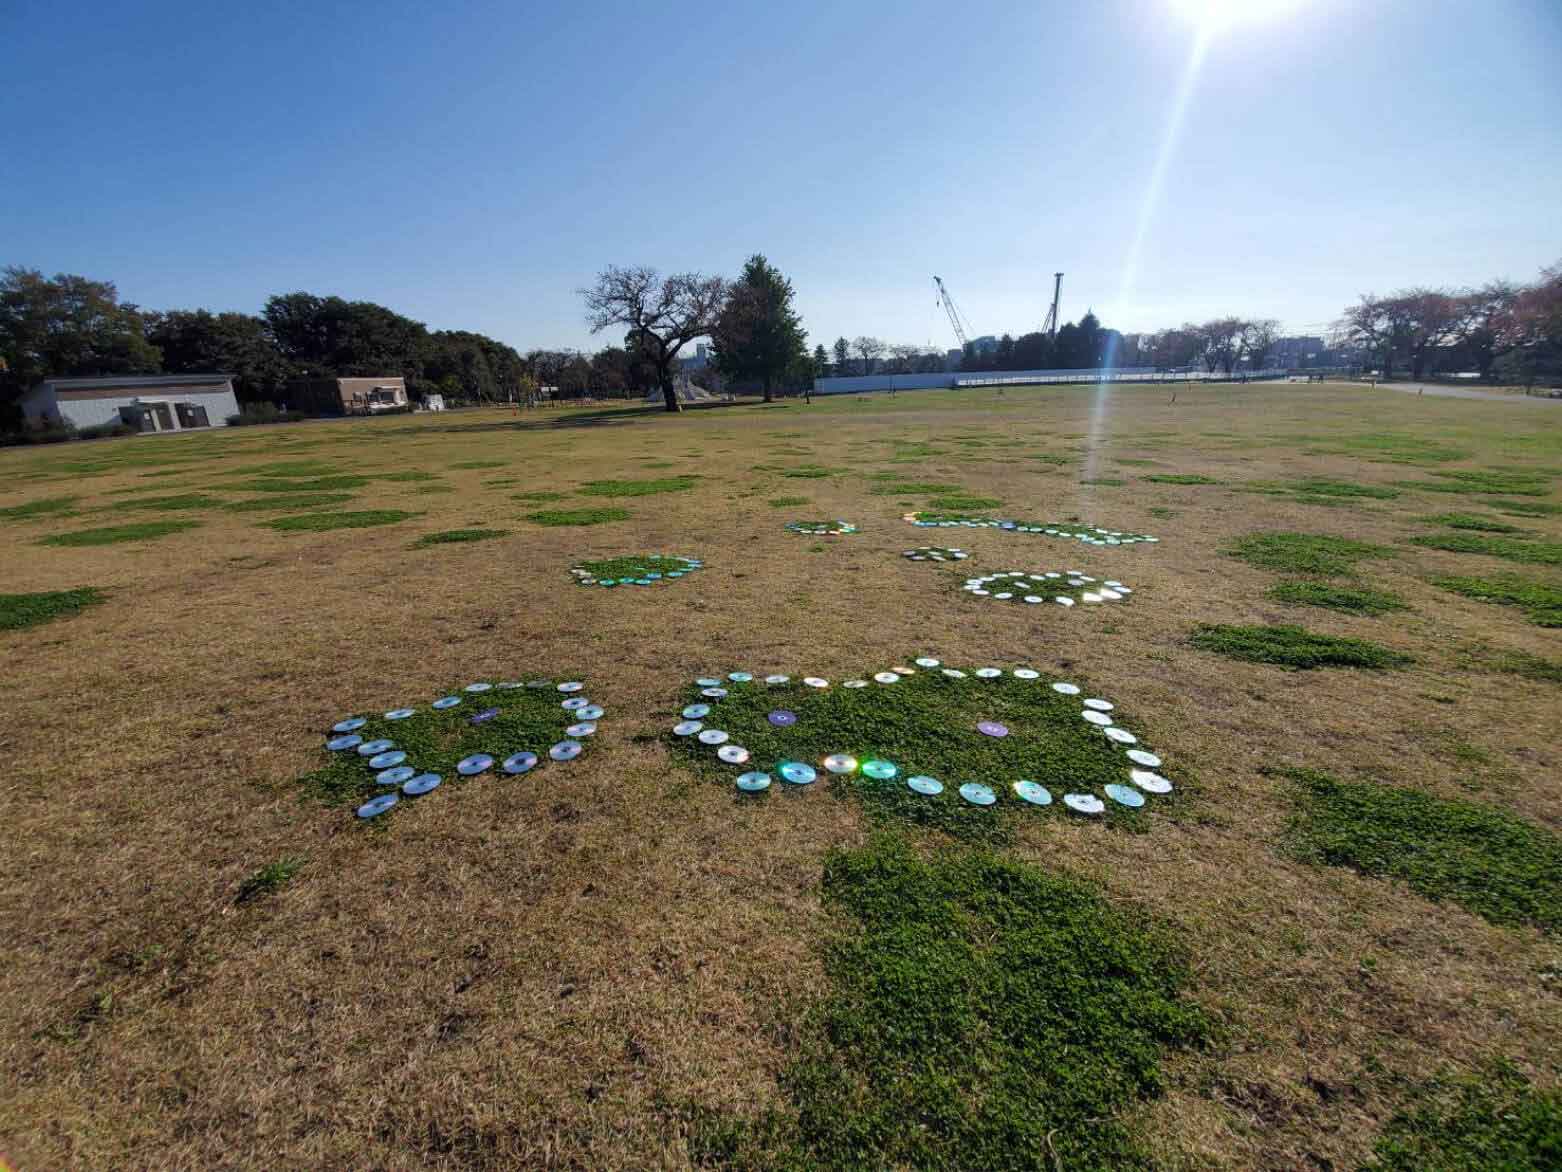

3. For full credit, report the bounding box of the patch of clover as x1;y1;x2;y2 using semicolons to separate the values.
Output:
785;520;857;536
663;662;1174;838
305;678;603;820
965;570;1132;608
570;554;702;587
903;546;970;562
904;512;1158;545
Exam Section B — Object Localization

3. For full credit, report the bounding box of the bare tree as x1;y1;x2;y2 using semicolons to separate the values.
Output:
853;335;885;375
580;266;727;412
1196;317;1246;374
1238;319;1280;371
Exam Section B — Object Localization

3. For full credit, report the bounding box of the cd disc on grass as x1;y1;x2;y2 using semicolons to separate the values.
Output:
457;754;494;775
503;752;539;774
402;773;441;796
907;775;943;795
959;783;997;806
357;793;398;819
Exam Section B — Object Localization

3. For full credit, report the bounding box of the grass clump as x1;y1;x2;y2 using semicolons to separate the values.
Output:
525;507;630;527
234;856;305;904
1080;476;1125;486
39;520;200;547
1312;432;1469;465
925;493;1002;510
578;476;699;497
1491;497;1562;517
1408;532;1562;567
511;490;566;502
231;475;372;492
412;528;508;547
780;466;833;479
1481;649;1562;684
1415;468;1552;496
0;495;78;520
1364;1059;1562;1171
1146;473;1224;485
1423;512;1525;533
449;459;508;469
1226;531;1393;576
766;496;810;508
110;493;225;512
222;493;356;513
1267;580;1409;615
868;481;959;495
1191;623;1411;669
692;835;1209;1169
666;670;1162;841
0;587;105;631
263;510;417;533
1283;768;1561;934
1430;573;1562;627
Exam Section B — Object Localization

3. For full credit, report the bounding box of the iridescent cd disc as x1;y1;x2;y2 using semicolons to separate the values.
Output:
683;704;711;719
778;760;817;785
431;696;462;710
368;750;407;769
873;671;901;684
565;722;597;737
1063;793;1105;816
697;728;730;745
1126;749;1162;768
457;754;494;775
465;682;493;693
577;705;605;720
562;697;590;711
502;752;539;774
1052;682;1080;695
549;740;583;761
357;793;398;819
975;668;1002;678
1105;783;1145;807
1103;727;1138;745
824;753;858;774
1013;781;1052;805
1082;710;1113;726
357;739;394;756
384;708;416;721
1082;698;1114;711
673;720;703;736
1013;669;1039;680
907;775;943;795
327;734;363;751
701;687;728;699
736;771;772;792
803;677;829;689
942;668;967;678
978;720;1009;738
843;680;868;688
914;657;941;668
695;677;722;687
861;759;898;780
959;783;997;806
1130;769;1173;794
376;765;416;785
557;682;584;693
402;773;442;796
469;707;500;725
333;717;367;733
768;710;797;727
728;671;753;683
717;744;751;764
764;675;790;685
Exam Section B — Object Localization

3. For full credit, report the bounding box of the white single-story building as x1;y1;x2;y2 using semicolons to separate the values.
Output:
21;373;241;433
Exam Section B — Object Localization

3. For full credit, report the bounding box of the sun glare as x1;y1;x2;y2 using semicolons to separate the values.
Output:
1169;0;1302;32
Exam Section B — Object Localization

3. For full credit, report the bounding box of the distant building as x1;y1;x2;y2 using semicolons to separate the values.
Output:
21;373;240;433
1266;336;1327;368
285;376;408;415
968;335;1000;356
678;343;712;372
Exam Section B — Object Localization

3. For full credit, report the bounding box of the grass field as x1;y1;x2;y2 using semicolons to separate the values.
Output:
2;381;1559;1169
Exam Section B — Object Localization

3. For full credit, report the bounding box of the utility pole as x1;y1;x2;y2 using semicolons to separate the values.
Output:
1042;272;1064;340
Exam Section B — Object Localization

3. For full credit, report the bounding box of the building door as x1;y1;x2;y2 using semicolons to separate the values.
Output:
175;402;210;429
145;402;174;431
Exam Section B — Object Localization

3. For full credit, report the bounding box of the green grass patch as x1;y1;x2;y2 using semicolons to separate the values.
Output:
1145;473;1224;485
221;493;357;513
298;681;590;810
868;481;960;495
263;510;417;533
450;460;508;469
1245;476;1401;502
234;856;305;904
0;587;105;631
1408;532;1562;566
1310;432;1469;465
1267;580;1409;615
1422;512;1525;533
780;466;833;479
39;520;200;547
1490;497;1562;517
691;835;1209;1169
572;554;699;584
1480;649;1562;684
1283;768;1561;934
1226;531;1393;576
766;496;810;508
109;493;225;512
1080;476;1125;486
379;470;440;483
524;507;630;527
666;669;1166;842
1422;468;1551;496
1365;1059;1562;1171
1190;624;1411;669
224;460;344;479
512;490;567;502
578;476;699;497
231;475;373;492
0;495;79;520
412;528;509;547
925;494;1002;510
1429;574;1562;627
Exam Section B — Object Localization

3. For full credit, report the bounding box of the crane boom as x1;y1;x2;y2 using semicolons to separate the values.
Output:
933;275;973;348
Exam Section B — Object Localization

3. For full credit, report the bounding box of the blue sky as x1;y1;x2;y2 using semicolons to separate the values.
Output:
4;0;1559;353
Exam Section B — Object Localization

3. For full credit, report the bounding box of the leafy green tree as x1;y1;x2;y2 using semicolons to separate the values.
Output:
148;309;292;403
995;333;1015;369
710;254;808;402
1012;331;1054;370
812;343;828;376
832;336;851;374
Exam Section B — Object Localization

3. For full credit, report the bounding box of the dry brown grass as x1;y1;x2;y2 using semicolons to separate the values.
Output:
1;383;1559;1169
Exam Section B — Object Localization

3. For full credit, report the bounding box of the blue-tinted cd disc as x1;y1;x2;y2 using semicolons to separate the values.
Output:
368;750;407;769
778;760;816;785
457;753;494;775
697;728;729;745
764;675;789;684
683;704;711;719
768;710;797;727
562;697;590;710
695;677;722;687
907;775;943;795
728;671;753;682
736;771;772;792
1105;783;1145;808
327;734;363;751
549;740;583;761
502;751;539;774
402;772;441;795
701;687;728;699
577;705;604;720
357;739;394;756
1126;749;1162;768
861;759;898;780
333;717;367;733
1013;781;1052;805
565;721;597;737
384;708;416;721
377;765;416;785
717;744;751;764
673;720;703;736
1064;793;1104;816
431;696;461;710
357;793;398;818
557;681;583;693
959;783;997;806
465;682;493;693
469;707;500;725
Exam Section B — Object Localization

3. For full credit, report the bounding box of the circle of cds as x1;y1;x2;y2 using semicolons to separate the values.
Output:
571;554;701;588
904;512;1157;545
785;520;857;536
964;571;1132;607
903;546;969;562
314;678;602;821
665;663;1173;819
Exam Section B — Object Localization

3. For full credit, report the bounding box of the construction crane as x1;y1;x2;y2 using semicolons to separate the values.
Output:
933;276;974;348
1041;272;1064;340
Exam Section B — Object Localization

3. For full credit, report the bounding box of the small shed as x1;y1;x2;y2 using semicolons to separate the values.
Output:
21;374;240;433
